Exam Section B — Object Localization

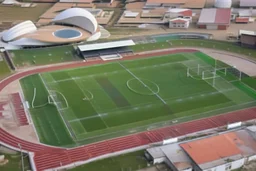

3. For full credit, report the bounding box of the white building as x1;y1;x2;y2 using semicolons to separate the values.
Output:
169;18;189;29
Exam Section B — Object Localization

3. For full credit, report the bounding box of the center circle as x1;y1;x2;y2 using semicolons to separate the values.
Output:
54;29;82;39
127;78;160;95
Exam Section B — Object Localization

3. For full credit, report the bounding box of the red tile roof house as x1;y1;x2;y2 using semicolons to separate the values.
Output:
197;8;231;30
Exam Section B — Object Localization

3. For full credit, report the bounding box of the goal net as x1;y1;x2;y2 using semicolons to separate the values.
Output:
48;91;69;110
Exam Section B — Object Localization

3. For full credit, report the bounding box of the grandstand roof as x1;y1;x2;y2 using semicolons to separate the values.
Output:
78;40;135;51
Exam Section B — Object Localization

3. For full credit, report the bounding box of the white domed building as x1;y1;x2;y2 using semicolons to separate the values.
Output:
214;0;232;8
1;8;107;48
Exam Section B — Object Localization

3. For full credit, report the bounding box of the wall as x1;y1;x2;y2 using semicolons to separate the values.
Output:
248;155;256;162
231;158;245;170
241;34;256;47
169;21;189;29
202;158;245;171
153;157;166;164
198;25;206;29
218;25;227;30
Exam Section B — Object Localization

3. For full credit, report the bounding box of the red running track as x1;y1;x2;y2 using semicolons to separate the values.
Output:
1;49;256;170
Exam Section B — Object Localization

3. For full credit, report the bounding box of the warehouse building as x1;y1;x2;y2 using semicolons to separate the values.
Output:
197;8;231;30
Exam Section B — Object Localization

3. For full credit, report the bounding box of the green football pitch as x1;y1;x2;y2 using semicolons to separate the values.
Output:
20;52;256;147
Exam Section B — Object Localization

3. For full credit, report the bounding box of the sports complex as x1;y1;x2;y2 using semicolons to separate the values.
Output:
1;34;256;170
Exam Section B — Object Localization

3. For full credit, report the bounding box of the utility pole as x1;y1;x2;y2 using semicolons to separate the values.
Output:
18;143;24;171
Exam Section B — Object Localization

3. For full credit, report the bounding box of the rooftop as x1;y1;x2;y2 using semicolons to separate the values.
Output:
162;144;192;171
147;143;192;171
198;8;231;25
78;40;135;51
239;30;256;36
181;0;206;8
240;0;256;7
146;0;186;4
180;132;242;165
167;9;192;16
170;18;189;23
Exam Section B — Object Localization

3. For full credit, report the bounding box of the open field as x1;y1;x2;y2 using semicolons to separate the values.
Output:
0;4;52;22
70;150;148;171
131;39;256;58
20;51;256;146
10;45;79;68
0;58;11;79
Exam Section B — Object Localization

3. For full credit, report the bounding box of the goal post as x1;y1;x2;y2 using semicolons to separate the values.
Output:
48;95;55;105
202;70;217;80
186;65;201;77
215;68;227;76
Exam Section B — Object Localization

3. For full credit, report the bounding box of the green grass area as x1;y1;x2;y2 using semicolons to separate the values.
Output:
0;152;31;171
9;45;80;67
20;74;74;147
0;58;11;80
131;39;256;58
20;52;256;146
69;150;148;171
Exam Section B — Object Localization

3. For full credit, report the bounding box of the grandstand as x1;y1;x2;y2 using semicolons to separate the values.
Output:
77;40;135;59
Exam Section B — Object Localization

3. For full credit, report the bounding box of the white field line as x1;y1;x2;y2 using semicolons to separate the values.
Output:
32;88;36;108
39;74;75;139
68;88;236;124
239;81;256;94
75;100;256;140
49;90;69;110
228;79;240;83
47;60;196;84
118;62;167;105
69;113;108;123
71;77;109;128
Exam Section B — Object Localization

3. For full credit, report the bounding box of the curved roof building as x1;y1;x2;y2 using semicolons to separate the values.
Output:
1;8;104;48
52;8;98;34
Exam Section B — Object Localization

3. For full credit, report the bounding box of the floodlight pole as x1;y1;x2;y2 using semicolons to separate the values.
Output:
239;71;242;81
213;76;215;87
197;64;200;75
18;143;25;171
187;68;189;77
